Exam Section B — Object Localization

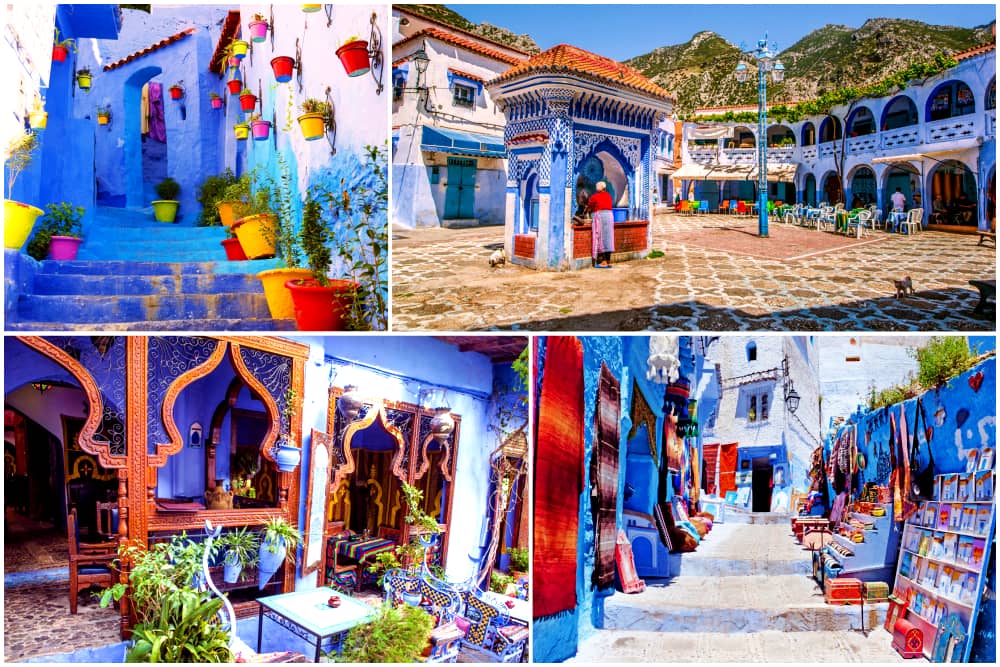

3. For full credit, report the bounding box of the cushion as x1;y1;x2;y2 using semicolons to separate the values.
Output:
454;616;471;634
498;624;528;643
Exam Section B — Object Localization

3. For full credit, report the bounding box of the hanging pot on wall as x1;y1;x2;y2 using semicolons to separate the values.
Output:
258;537;286;589
227;78;242;95
430;407;455;444
302;4;322;12
296;112;326;141
223;551;243;584
77;71;92;90
28;110;48;130
336;40;371;78
210;96;223;109
239;92;257;112
233;123;250;141
248;20;269;43
230;39;250;60
52;44;69;62
270;56;295;83
338;385;365;421
275;441;302;472
250;119;271;141
97;112;111;126
169;85;184;100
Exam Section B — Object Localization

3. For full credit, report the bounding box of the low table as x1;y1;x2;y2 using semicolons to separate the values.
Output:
256;587;376;662
480;591;530;625
969;279;996;317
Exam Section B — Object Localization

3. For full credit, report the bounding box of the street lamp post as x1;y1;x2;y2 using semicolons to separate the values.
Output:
735;35;784;238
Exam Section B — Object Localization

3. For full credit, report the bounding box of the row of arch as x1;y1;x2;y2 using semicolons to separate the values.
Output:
709;77;996;149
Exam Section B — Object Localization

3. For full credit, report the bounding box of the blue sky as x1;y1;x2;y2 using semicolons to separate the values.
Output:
449;3;997;62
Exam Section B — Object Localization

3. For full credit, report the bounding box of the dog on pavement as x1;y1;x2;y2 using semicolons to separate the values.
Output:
489;249;506;268
893;276;914;299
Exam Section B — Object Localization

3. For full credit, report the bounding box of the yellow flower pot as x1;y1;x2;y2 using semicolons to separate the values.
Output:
297;112;326;141
28;111;48;130
216;200;247;227
4;199;45;249
77;73;92;90
302;4;322;12
234;123;249;140
256;268;313;319
231;39;249;58
152;200;179;223
97;114;110;126
232;213;277;259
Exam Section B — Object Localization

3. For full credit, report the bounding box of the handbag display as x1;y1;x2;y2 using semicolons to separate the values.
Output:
908;399;936;502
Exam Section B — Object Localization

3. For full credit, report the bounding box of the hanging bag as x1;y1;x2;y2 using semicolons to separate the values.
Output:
908;399;936;502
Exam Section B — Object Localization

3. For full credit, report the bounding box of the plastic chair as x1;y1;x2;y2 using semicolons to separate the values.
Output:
845;210;872;238
698;200;709;214
720;199;730;213
728;200;738;215
901;208;922;235
736;201;747;216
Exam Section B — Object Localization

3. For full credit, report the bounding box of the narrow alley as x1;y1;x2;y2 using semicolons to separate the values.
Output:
570;518;909;662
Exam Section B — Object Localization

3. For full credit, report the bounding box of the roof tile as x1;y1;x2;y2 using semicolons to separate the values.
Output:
395;28;523;66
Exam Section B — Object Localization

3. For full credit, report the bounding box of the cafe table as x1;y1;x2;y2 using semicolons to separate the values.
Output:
256;586;376;662
480;591;530;625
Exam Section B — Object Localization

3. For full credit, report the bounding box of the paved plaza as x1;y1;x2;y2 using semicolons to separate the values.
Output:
391;212;996;331
567;522;910;663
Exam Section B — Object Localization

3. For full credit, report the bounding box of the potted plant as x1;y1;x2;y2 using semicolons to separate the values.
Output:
274;386;302;472
215;172;250;228
230;38;250;60
248;14;269;43
51;29;76;63
302;4;322;13
221;227;247;261
249;113;271;142
234;122;250;140
226;69;242;95
238;87;257;112
231;172;279;259
508;547;529;579
286;195;356;330
255;155;311;318
28;97;48;130
490;571;516;595
4;130;43;250
337;603;434;663
76;67;92;90
96;105;111;126
258;517;300;589
217;526;260;584
168;82;184;100
336;37;371;78
297;98;330;141
26;202;85;261
126;589;233;662
270;55;295;83
152;177;181;223
209;92;223;109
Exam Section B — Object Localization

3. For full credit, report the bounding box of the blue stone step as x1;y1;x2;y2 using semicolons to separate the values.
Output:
17;292;272;323
5;318;297;331
35;259;280;276
76;247;232;263
31;272;263;296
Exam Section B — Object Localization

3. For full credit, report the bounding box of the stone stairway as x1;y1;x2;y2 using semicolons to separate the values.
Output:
6;206;295;331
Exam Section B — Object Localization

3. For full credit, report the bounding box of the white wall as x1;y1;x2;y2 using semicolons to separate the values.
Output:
2;3;55;162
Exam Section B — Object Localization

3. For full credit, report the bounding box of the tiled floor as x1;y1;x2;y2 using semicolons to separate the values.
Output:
391;213;995;331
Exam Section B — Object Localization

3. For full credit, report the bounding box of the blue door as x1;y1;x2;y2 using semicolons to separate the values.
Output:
444;158;476;219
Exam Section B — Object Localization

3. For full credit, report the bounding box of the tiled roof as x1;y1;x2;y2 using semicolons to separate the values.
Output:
209;10;242;75
394;28;522;66
487;44;673;102
395;6;533;57
954;41;995;62
448;67;485;84
103;28;195;72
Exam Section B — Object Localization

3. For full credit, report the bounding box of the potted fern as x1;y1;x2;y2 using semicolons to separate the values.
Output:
217;526;260;584
4;130;43;250
258;517;300;589
152;177;181;222
297;98;330;141
27;202;85;261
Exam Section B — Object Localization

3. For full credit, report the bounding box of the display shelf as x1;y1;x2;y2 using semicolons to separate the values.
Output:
892;473;995;661
821;501;902;586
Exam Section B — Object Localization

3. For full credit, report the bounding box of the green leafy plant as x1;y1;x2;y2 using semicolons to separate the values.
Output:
508;547;529;573
26;202;85;260
867;379;921;411
239;87;254;97
252;12;267;22
913;336;980;389
300;97;331;119
490;571;515;594
96;104;111;116
217;526;260;571
53;28;77;52
271;153;302;268
5;130;39;198
335;602;434;663
125;588;233;663
209;92;221;101
155;177;181;201
299;195;331;285
262;517;300;563
77;67;91;76
195;169;238;226
401;482;440;535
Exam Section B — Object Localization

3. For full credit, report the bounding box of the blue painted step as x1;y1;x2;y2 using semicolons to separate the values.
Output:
37;259;280;276
18;292;273;322
31;271;263;296
5;318;297;331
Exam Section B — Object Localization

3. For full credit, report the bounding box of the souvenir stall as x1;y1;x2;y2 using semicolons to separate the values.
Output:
811;356;995;662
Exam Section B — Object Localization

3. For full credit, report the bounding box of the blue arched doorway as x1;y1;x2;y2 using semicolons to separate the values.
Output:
124;66;164;208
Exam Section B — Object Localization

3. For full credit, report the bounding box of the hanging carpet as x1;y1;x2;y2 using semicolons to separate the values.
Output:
591;362;620;590
614;529;646;594
534;337;585;619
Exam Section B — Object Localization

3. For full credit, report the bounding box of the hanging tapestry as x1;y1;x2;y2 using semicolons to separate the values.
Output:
628;379;658;466
664;408;683;473
614;530;645;594
591;362;620;590
534;337;584;619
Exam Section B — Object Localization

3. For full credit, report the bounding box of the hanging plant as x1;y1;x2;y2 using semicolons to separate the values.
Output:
297;98;330;141
248;13;269;43
76;67;92;91
234;123;250;141
52;29;76;63
230;39;250;61
301;4;322;13
238;88;257;113
227;77;242;95
96;105;111;126
209;92;223;109
270;56;295;83
169;82;184;100
336;37;370;78
249;114;271;142
28;97;48;130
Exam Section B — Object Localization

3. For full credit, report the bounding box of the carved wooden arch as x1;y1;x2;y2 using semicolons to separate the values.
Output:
208;376;247;447
230;343;282;464
414;432;453;483
15;336;125;469
332;400;407;495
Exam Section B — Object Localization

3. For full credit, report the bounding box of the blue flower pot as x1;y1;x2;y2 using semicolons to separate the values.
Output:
258;537;286;589
401;591;422;606
275;444;301;472
223;552;243;584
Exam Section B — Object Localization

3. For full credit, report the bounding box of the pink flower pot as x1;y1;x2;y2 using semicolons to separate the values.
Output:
248;20;268;43
210;97;223;109
48;235;83;260
251;120;271;141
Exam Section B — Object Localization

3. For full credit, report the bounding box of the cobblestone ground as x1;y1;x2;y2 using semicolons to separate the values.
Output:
391;213;996;331
566;523;912;663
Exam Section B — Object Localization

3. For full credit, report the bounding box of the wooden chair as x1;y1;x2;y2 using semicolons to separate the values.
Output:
68;508;117;614
95;501;119;540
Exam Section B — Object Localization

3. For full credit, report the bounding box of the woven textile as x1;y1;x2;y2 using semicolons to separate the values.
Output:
614;530;646;594
534;337;584;619
591;363;621;590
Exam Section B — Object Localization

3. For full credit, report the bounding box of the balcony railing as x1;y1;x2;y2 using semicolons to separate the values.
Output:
801;145;818;161
819;142;838;158
846;134;878;155
766;146;796;162
881;126;920;150
926;116;977;143
688;146;718;163
722;148;756;164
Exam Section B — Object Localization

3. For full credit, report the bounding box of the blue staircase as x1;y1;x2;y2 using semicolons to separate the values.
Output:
6;206;295;331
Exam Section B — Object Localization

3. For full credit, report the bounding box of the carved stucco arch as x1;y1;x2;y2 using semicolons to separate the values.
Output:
16;336;125;469
413;431;454;483
148;341;282;467
332;400;407;496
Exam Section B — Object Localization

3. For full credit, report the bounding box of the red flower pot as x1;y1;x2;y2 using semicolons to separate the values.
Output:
169;86;183;100
239;93;257;112
227;79;242;95
271;56;295;83
210;97;223;109
336;40;370;77
52;45;69;63
221;238;247;261
286;278;356;331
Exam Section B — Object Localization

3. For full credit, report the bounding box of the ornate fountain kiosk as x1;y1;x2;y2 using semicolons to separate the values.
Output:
486;44;674;270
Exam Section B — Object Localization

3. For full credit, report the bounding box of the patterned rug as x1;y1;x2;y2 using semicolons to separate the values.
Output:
534;336;584;619
591;363;620;590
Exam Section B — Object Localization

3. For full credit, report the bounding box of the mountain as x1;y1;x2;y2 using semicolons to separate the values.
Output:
625;19;995;114
396;4;541;54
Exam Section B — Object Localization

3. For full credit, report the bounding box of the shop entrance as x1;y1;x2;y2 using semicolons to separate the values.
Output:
751;457;773;512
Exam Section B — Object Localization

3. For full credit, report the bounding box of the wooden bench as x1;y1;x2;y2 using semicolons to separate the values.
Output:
978;231;996;246
969;279;996;317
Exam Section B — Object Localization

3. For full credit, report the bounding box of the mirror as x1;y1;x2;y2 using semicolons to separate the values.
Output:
303;430;332;576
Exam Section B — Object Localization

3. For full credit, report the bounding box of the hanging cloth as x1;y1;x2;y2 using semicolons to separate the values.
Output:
141;83;150;136
889;411;902;522
147;83;166;143
590;362;621;591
